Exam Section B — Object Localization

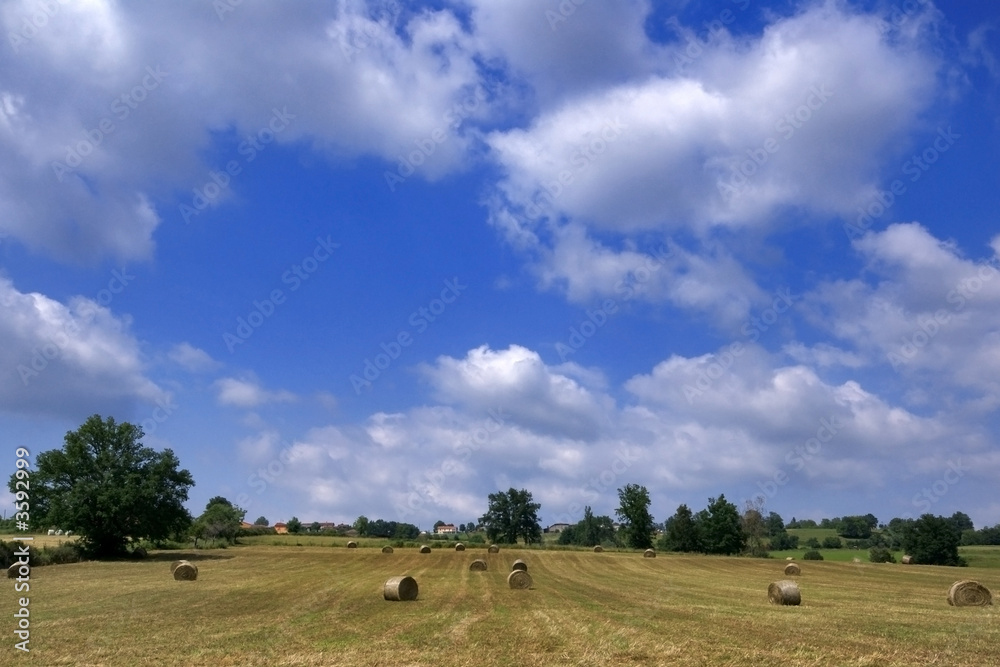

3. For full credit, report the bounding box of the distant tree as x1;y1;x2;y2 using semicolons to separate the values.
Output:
560;506;617;547
766;512;785;536
804;537;821;549
822;536;843;549
286;517;302;534
615;484;655;550
869;546;896;563
741;497;769;557
903;514;964;566
458;523;466;533
354;515;370;537
803;550;823;560
863;513;879;530
254;516;269;526
659;504;703;552
768;531;799;551
700;494;745;555
839;516;872;539
469;520;477;532
309;521;321;533
192;497;245;545
480;488;542;545
947;511;974;535
7;414;194;557
433;520;446;530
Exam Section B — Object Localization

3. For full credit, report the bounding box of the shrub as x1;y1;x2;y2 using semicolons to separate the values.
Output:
821;536;843;549
769;531;799;550
803;550;824;560
804;537;821;549
869;546;896;563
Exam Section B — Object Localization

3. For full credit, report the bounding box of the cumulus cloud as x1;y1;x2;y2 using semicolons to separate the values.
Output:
215;376;296;408
0;0;486;262
0;276;166;417
167;342;220;373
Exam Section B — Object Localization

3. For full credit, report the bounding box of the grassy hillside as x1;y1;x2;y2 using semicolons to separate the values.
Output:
19;544;999;665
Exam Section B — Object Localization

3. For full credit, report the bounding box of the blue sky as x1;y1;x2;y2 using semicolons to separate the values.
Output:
2;0;999;531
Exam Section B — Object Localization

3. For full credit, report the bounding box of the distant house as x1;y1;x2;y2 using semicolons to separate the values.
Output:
318;522;336;532
274;522;288;534
546;523;571;533
435;524;457;534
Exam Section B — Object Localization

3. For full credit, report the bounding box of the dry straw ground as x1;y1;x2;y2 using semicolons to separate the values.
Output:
15;545;1000;666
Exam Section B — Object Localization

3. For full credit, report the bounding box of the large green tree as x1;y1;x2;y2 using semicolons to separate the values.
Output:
192;496;245;545
700;494;745;555
558;506;617;547
480;488;542;545
903;514;964;566
659;504;703;552
616;484;654;549
8;414;194;557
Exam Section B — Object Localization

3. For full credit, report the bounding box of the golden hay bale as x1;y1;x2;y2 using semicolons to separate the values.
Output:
768;580;801;606
947;580;993;607
511;559;527;572
173;562;198;581
785;557;794;561
7;563;26;579
852;557;861;564
132;547;147;559
347;541;358;549
593;545;604;553
170;560;188;574
455;543;465;551
488;544;499;554
784;563;801;576
507;570;532;590
469;559;488;571
902;555;913;564
643;549;656;558
383;575;419;601
419;545;431;554
381;546;394;554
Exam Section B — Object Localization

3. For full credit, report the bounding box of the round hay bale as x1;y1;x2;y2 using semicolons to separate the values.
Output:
784;563;801;576
132;546;147;559
947;580;993;607
7;563;27;579
346;541;358;549
902;555;913;564
511;559;527;572
171;560;188;574
419;545;431;554
488;544;499;554
852;557;861;564
507;570;532;590
173;562;199;581
383;575;418;601
381;546;394;554
768;580;801;606
785;556;794;561
469;559;488;572
643;549;656;558
455;543;465;552
593;545;603;553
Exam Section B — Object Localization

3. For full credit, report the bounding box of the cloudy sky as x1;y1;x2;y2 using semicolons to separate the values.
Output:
2;0;999;531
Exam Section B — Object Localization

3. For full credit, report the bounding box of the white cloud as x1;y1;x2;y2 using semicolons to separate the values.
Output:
167;342;220;373
0;276;166;417
215;376;296;408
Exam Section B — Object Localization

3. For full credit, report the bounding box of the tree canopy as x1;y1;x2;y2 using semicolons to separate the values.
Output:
903;514;964;566
480;488;542;545
557;506;617;547
8;414;194;557
616;484;654;549
192;496;245;545
700;494;745;555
